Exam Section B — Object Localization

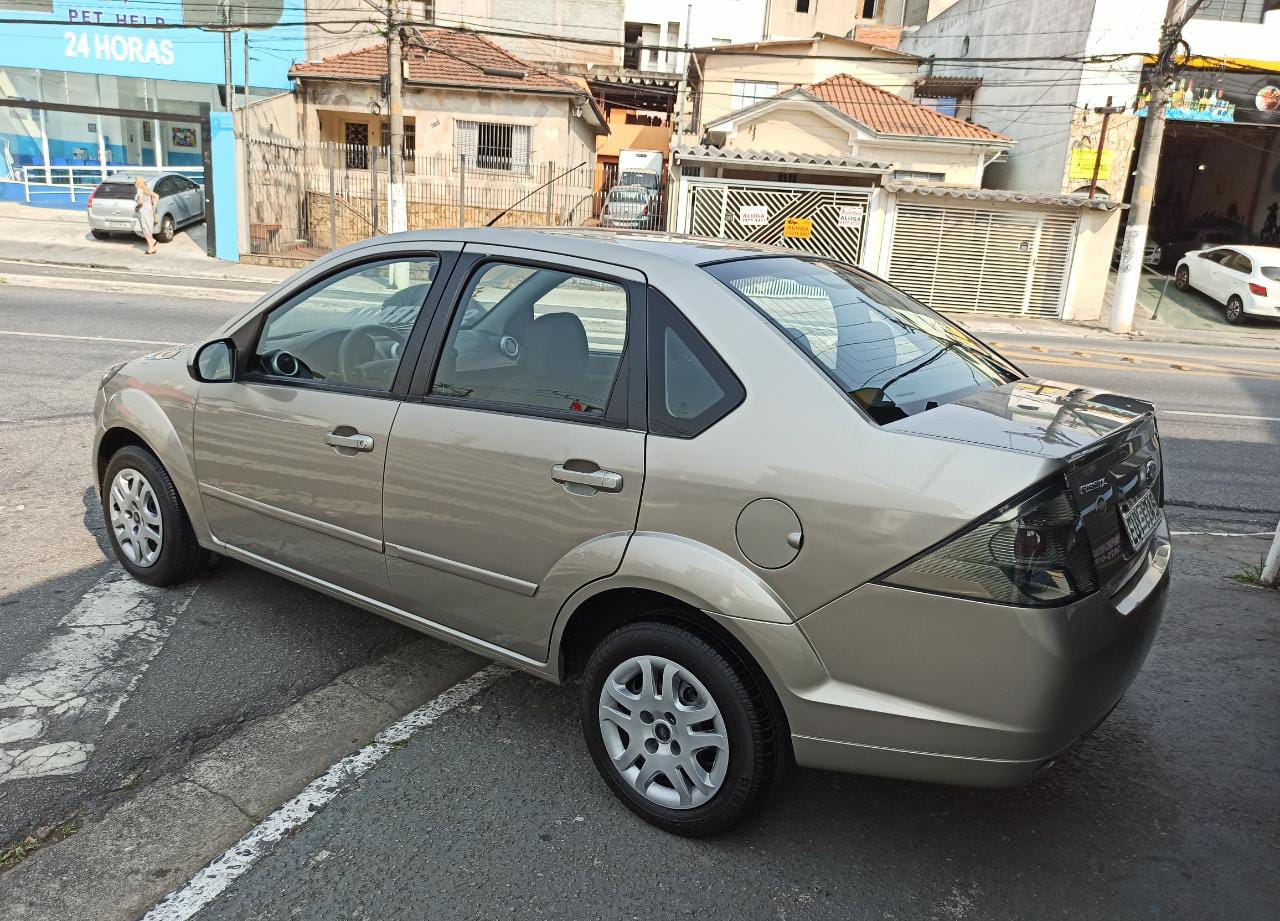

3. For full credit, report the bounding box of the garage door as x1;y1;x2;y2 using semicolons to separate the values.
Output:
688;181;871;266
886;203;1077;318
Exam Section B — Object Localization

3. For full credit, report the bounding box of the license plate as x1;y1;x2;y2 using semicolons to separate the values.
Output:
107;220;133;229
1119;489;1160;549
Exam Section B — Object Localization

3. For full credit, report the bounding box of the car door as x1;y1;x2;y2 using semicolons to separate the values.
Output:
1192;249;1227;298
177;176;203;222
1219;251;1252;301
153;177;176;221
193;249;456;601
382;247;647;662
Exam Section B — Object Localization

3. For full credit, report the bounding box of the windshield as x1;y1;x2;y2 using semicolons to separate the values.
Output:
1262;266;1280;282
620;170;659;189
706;257;1022;424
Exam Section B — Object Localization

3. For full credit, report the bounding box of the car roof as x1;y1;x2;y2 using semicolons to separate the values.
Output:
364;227;798;269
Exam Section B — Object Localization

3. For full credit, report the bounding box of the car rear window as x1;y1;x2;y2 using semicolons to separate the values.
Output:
610;190;648;203
95;182;137;199
705;257;1021;424
1262;266;1280;282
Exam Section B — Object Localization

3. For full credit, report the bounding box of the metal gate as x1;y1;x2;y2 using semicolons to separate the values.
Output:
886;202;1078;318
685;179;872;265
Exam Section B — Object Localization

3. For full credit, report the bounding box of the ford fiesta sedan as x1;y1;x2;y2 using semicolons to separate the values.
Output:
93;229;1170;836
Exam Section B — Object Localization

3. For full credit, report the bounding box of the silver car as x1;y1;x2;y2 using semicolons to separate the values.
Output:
600;184;658;230
87;172;205;243
93;229;1170;836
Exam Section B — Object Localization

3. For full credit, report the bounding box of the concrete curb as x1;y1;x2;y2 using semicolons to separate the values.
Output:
0;638;485;921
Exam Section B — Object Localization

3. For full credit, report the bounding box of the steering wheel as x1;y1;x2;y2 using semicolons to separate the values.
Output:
337;324;407;386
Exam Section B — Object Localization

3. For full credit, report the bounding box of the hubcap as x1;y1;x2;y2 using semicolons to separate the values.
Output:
598;655;729;810
108;468;163;567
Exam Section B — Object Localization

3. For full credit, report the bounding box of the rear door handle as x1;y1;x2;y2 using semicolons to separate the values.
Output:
325;431;375;452
551;464;623;493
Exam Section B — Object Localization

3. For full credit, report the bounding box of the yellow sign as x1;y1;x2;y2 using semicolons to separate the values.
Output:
1069;148;1114;181
783;217;812;239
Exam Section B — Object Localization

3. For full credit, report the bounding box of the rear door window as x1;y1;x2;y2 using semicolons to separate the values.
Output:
706;257;1021;425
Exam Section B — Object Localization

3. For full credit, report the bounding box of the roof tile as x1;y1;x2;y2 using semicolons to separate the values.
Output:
807;74;1007;142
290;29;579;94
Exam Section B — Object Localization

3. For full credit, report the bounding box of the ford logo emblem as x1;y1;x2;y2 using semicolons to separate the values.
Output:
1143;459;1158;487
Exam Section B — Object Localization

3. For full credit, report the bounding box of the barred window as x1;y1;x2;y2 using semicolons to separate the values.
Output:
457;120;531;172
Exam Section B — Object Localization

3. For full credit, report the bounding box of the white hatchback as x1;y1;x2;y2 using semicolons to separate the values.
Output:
1174;244;1280;324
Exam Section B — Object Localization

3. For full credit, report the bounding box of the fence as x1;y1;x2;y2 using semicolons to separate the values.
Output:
244;139;668;259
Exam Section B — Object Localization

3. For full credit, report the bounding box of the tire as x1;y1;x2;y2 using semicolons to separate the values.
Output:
91;229;111;240
102;445;209;586
157;213;176;243
581;618;787;837
1174;265;1190;291
1225;295;1245;324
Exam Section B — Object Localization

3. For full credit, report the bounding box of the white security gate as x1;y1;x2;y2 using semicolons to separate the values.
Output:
685;179;872;266
886;202;1078;318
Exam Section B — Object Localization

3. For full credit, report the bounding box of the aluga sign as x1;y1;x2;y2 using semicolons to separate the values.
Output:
0;0;304;89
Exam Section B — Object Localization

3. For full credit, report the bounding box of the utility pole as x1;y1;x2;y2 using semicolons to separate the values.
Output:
1111;0;1205;333
387;0;407;233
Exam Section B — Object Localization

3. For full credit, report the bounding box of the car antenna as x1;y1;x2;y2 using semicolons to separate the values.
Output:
485;161;587;227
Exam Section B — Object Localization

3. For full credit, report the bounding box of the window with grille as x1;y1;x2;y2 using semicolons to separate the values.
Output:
731;80;779;111
1191;0;1266;23
893;169;947;183
344;122;368;169
456;120;531;172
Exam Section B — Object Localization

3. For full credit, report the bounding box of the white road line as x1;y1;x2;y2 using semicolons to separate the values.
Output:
1161;409;1280;423
1170;530;1276;538
0;569;198;783
0;329;181;347
140;663;508;921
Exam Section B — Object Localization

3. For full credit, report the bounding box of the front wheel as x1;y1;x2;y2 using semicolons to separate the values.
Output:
156;214;176;243
582;619;787;837
1225;295;1245;324
103;445;208;586
1174;265;1190;291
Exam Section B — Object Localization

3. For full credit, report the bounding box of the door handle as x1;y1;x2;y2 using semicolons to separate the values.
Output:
325;431;375;452
551;464;623;493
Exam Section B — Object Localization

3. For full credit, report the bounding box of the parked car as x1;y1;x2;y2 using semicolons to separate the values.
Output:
1174;244;1280;323
1157;217;1254;268
87;172;204;243
93;229;1170;836
1111;225;1162;268
600;184;658;230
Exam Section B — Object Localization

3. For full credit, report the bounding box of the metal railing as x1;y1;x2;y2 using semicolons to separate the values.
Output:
6;163;204;204
244;140;667;259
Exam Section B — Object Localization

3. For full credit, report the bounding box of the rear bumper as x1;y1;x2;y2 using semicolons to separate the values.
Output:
718;522;1171;787
87;212;138;233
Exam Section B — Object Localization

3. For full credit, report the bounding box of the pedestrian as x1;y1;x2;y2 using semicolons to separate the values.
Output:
134;175;159;255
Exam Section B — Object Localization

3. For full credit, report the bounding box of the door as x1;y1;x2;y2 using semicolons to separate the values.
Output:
173;175;202;222
153;176;177;221
1218;251;1252;302
383;253;647;661
193;253;448;601
1195;249;1229;299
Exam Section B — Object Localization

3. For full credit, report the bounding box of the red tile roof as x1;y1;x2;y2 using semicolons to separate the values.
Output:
290;29;580;94
807;74;1007;142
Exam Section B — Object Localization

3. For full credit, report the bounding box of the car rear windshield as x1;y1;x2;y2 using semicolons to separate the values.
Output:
94;182;137;199
1262;266;1280;282
610;190;649;203
705;257;1022;424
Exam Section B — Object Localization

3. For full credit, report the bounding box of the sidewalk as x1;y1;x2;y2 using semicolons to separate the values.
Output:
960;270;1280;349
0;202;292;285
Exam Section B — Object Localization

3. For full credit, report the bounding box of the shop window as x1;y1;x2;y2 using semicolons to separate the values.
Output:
1192;0;1266;23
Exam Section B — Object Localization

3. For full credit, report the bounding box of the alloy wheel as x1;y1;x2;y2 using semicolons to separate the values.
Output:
109;467;164;567
598;654;730;809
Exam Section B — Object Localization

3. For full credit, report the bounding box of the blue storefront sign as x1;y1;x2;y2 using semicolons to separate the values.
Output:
0;0;304;89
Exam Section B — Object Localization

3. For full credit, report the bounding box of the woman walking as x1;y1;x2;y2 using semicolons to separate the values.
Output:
134;175;159;255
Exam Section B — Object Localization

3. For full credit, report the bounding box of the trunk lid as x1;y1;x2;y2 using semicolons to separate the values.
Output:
888;378;1164;591
91;182;137;221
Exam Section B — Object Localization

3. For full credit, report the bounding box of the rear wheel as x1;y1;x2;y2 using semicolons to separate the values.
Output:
103;445;208;586
581;618;786;837
1225;295;1245;324
1174;264;1190;291
157;213;176;243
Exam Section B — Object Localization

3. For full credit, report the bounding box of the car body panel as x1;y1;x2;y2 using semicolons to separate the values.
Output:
92;228;1171;789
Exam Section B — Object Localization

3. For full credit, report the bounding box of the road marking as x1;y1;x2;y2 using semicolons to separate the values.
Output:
1161;409;1280;423
140;663;507;921
1170;530;1276;537
0;329;181;347
0;570;198;783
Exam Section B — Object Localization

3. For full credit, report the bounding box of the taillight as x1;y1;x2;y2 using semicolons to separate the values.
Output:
880;478;1096;607
87;188;97;209
1249;283;1267;296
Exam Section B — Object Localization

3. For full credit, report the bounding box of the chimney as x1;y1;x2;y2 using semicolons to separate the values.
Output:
854;25;902;50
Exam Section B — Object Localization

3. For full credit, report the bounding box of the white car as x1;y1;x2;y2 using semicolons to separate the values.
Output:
1174;244;1280;324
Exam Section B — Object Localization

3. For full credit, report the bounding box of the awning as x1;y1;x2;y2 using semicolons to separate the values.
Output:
883;180;1123;211
673;145;890;174
1142;54;1280;74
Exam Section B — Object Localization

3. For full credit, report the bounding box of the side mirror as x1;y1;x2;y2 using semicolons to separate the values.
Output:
189;338;236;383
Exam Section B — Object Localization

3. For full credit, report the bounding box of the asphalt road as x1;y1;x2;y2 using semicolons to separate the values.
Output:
1;279;1277;919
